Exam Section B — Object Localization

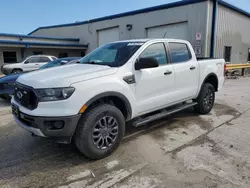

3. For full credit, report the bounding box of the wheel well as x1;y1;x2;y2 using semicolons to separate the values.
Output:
12;68;22;72
87;96;130;120
204;74;218;91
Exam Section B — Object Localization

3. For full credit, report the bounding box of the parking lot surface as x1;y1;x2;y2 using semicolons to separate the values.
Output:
1;78;250;188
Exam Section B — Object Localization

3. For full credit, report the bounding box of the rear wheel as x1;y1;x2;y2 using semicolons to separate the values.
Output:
194;83;215;114
75;104;125;159
11;69;22;74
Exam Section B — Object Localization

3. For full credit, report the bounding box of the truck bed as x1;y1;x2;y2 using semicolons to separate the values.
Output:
197;58;225;91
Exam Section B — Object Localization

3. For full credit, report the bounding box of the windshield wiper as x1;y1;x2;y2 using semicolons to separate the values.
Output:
81;61;111;67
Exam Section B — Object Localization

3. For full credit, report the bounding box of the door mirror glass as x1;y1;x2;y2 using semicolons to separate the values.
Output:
135;57;159;70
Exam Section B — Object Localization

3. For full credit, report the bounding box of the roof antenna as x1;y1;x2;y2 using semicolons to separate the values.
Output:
163;31;167;38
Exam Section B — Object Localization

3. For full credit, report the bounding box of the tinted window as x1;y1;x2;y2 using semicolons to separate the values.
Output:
39;57;50;62
79;42;143;67
3;51;17;63
139;43;167;65
51;57;57;61
169;43;191;63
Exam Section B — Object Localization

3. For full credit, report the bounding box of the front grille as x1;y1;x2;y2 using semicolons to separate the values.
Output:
0;83;4;90
14;83;38;110
3;82;15;89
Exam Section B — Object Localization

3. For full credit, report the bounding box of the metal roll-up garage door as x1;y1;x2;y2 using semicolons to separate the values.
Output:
97;27;119;46
146;22;188;40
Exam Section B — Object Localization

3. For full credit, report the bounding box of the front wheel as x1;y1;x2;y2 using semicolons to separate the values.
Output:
194;83;215;114
75;104;125;160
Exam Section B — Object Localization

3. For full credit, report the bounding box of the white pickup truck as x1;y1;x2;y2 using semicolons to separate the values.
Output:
11;39;225;159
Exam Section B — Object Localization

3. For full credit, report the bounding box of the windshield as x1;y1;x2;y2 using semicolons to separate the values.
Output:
79;42;144;67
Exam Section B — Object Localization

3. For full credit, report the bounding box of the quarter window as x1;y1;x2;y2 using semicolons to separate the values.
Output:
169;43;191;63
139;43;168;65
39;57;50;62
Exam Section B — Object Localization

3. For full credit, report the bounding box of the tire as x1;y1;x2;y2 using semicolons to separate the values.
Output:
11;69;22;74
194;83;215;114
75;104;125;160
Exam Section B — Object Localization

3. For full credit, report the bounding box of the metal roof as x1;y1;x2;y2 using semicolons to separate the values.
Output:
0;40;88;48
28;0;250;35
0;33;79;41
28;0;207;35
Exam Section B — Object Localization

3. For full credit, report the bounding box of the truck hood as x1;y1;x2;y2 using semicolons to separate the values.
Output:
17;64;118;88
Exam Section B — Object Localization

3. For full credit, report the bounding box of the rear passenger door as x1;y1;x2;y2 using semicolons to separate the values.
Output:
168;42;199;100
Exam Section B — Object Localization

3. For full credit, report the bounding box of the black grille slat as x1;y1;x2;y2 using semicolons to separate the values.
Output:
0;83;4;90
14;83;38;110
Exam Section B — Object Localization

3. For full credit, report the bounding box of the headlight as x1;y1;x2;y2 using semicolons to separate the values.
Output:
35;87;75;102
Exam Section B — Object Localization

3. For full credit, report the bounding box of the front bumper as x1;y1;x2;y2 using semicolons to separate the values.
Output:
12;106;81;138
1;68;12;75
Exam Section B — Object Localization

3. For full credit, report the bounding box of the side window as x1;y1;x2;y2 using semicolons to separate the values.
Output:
169;43;191;63
39;57;50;63
139;43;168;65
26;57;39;63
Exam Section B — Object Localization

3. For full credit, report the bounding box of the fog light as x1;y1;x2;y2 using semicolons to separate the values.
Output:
45;121;64;130
54;121;64;129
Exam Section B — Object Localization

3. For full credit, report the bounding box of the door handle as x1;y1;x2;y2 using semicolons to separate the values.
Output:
35;64;39;66
164;70;172;75
190;66;196;70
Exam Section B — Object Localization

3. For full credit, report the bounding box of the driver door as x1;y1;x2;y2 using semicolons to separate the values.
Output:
134;42;176;115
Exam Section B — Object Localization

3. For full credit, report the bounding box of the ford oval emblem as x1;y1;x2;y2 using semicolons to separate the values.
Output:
17;91;23;99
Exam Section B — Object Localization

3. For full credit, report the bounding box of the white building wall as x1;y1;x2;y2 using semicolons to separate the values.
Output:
215;4;250;64
31;2;209;57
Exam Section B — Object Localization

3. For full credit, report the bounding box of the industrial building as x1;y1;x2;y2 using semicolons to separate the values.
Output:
1;0;250;67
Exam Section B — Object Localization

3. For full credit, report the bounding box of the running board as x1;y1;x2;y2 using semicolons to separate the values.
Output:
132;102;197;127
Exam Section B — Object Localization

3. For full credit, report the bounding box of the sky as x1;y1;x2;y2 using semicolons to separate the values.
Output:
0;0;249;34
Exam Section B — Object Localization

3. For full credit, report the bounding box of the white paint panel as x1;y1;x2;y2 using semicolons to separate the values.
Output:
98;27;119;46
146;22;188;40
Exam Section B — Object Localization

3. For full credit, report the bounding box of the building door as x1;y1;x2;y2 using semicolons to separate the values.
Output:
248;48;250;62
146;22;189;40
97;27;119;46
224;46;232;63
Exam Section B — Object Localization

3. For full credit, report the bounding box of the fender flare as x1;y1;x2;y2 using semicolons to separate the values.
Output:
199;73;219;94
85;91;132;120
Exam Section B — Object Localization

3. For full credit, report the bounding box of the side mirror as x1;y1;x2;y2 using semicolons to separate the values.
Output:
24;60;29;64
135;57;159;70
